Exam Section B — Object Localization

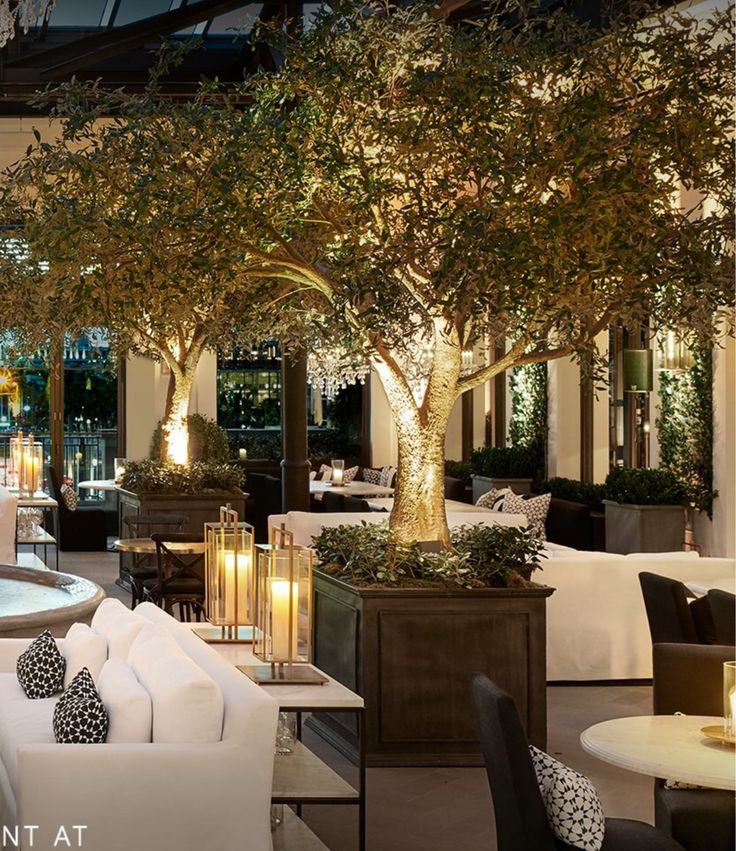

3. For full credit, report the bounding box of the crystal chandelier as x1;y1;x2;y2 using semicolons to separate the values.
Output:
0;0;55;48
307;343;370;400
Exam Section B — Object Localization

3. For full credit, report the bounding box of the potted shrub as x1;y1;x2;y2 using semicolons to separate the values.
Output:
603;468;689;554
309;522;553;766
469;446;537;501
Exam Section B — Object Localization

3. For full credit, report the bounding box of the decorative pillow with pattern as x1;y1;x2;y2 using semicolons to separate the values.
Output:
343;466;359;484
379;466;397;488
53;667;109;744
362;467;382;485
475;487;512;511
504;491;551;539
60;483;78;512
530;746;605;851
319;464;332;482
16;629;66;699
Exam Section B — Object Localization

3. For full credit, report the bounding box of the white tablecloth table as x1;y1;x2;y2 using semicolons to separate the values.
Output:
310;480;395;498
685;577;735;597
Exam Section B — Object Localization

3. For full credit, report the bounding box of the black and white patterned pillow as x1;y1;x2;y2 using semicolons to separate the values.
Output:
343;466;359;484
379;466;397;488
362;467;382;485
60;483;78;512
16;630;66;699
530;746;605;851
475;487;511;511
53;667;108;744
504;491;551;539
319;464;333;482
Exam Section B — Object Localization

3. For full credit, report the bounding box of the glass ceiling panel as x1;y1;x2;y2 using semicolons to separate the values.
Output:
208;4;262;36
113;0;173;27
46;0;108;27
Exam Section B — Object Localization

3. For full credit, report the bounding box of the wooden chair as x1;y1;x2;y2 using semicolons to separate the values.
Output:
124;513;188;608
147;532;206;622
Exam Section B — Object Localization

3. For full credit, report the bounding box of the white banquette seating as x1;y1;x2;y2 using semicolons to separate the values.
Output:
269;510;735;682
0;485;17;565
0;598;278;851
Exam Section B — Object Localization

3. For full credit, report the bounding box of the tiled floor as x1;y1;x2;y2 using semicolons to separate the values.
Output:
52;546;654;851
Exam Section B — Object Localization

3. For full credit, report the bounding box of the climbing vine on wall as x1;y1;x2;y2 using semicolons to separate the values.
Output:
508;362;547;476
656;348;714;517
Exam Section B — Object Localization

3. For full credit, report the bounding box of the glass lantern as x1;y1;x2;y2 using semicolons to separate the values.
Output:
202;505;255;643
9;431;43;497
724;661;736;739
331;459;345;486
253;528;316;667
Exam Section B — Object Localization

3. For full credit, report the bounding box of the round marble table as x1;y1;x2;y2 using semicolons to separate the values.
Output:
114;537;205;555
0;564;105;638
581;715;736;791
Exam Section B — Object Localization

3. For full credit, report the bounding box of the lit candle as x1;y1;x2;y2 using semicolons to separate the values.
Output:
269;578;299;661
331;459;345;487
238;448;247;461
729;687;736;736
220;549;252;625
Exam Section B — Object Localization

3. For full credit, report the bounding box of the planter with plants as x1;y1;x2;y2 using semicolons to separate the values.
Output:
603;468;688;554
309;521;553;767
469;446;538;501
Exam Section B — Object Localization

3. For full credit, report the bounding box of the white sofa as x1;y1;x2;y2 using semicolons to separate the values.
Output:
0;600;278;851
268;508;527;546
0;486;17;565
542;547;736;681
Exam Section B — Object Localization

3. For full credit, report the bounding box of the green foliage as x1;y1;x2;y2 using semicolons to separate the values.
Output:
508;363;547;475
445;460;472;485
312;521;543;588
537;477;606;512
151;414;230;463
604;467;688;507
121;459;244;495
656;349;715;517
469;445;538;479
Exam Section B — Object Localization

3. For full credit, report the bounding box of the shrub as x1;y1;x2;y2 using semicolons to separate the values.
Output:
444;460;472;484
312;521;543;589
537;477;607;512
604;467;688;506
469;445;538;479
121;459;244;494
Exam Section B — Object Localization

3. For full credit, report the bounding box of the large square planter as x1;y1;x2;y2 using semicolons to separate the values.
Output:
471;474;532;502
117;489;247;586
603;500;685;554
310;570;554;767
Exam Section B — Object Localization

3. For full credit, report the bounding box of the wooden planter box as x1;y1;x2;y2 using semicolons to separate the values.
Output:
117;489;247;586
603;500;685;554
471;474;533;502
310;570;554;767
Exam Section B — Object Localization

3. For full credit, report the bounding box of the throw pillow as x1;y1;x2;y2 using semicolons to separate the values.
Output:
53;667;108;744
319;464;332;482
379;466;397;488
504;491;551;539
16;630;66;699
362;467;382;485
530;745;605;851
59;483;78;512
97;659;153;743
475;487;512;511
91;597;129;632
343;465;359;484
62;622;108;687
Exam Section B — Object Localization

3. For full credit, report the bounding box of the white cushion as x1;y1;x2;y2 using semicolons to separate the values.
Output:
101;612;148;661
0;485;17;565
97;659;152;743
128;627;224;743
0;673;56;794
91;597;130;632
62;623;108;688
625;551;699;560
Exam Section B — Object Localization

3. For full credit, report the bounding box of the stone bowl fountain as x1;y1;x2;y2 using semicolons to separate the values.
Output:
0;564;105;638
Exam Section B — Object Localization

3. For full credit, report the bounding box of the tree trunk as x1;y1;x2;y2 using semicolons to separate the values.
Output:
159;354;200;464
373;324;462;547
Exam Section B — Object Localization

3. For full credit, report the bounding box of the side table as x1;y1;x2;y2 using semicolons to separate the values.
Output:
16;494;60;570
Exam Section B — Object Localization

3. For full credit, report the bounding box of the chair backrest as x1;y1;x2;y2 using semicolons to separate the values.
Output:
708;590;736;646
150;531;205;584
125;513;188;539
653;642;736;716
322;491;346;513
470;673;556;851
444;477;466;502
639;571;699;644
343;495;371;512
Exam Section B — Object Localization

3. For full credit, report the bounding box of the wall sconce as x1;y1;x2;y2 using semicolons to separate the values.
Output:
10;431;43;497
242;526;326;684
197;505;254;643
622;349;653;393
331;459;345;486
